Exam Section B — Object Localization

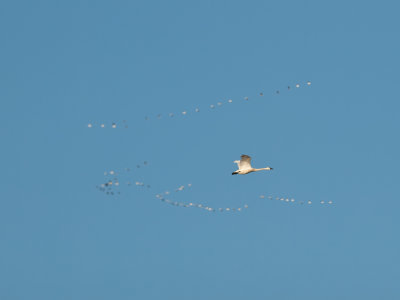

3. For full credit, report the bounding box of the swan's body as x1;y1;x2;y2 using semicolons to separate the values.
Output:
232;154;273;175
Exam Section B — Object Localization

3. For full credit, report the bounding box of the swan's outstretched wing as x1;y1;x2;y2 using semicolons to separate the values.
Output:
233;160;241;168
239;154;252;170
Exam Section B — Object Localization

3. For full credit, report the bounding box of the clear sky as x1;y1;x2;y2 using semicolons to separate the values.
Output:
1;0;400;299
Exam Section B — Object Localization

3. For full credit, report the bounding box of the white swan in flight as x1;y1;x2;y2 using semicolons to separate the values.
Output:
232;154;273;175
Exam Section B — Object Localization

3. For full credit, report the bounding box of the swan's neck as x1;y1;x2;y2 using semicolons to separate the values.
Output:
254;167;272;172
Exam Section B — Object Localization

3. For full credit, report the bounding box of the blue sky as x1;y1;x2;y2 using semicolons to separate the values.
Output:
1;0;400;299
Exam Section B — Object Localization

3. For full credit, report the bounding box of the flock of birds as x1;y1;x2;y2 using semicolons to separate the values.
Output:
92;80;334;212
87;81;311;129
95;161;150;196
95;156;333;213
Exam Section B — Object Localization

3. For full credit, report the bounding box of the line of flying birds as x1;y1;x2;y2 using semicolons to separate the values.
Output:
87;81;311;129
96;155;333;212
92;80;333;212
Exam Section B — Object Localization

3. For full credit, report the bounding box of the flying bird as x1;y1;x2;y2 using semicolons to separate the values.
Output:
232;155;273;175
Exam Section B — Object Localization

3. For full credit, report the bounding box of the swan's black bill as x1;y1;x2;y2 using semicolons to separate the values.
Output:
232;172;238;175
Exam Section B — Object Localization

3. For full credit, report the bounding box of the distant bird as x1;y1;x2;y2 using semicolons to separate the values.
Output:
232;154;273;175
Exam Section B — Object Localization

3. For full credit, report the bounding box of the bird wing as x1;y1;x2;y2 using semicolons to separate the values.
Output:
233;160;241;168
239;154;252;170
